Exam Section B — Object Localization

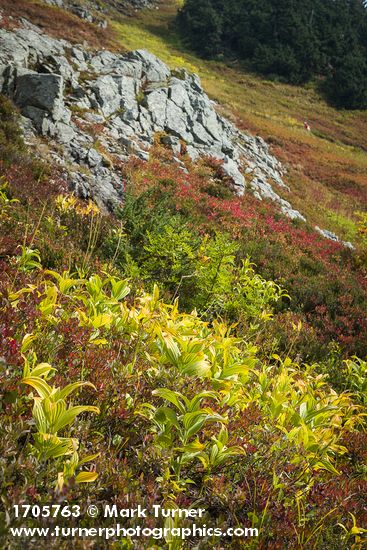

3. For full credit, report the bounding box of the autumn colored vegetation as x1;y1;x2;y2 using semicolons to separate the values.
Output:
1;88;367;549
112;0;367;243
119;144;367;360
0;0;120;50
1;1;367;548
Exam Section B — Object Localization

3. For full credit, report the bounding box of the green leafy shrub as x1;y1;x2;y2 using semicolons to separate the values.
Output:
22;351;99;489
0;95;26;167
1;123;367;548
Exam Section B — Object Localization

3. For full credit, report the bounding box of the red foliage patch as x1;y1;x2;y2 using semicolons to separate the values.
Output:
122;150;367;355
0;0;119;50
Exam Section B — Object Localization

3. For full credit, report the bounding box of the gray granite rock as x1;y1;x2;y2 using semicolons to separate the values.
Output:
0;15;353;247
143;89;167;128
221;157;246;191
89;75;122;117
165;99;191;142
43;0;64;6
14;73;68;124
0;29;30;67
315;226;355;249
125;49;170;83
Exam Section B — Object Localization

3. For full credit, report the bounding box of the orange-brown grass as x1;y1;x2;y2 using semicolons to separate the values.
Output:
0;0;121;50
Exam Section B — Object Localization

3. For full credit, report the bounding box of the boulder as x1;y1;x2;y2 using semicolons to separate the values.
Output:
89;50;119;73
43;0;64;6
315;226;339;242
124;50;170;83
40;54;76;83
221;157;246;190
54;121;76;143
89;75;121;117
15;28;66;60
201;109;222;142
168;80;194;118
70;5;94;23
0;63;6;93
87;147;103;168
279;201;306;221
165;99;191;142
143;89;167;128
315;226;354;248
110;58;143;80
117;76;139;117
189;120;214;146
14;73;67;124
41;119;76;143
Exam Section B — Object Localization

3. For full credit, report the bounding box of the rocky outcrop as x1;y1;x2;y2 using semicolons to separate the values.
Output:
43;0;108;27
0;18;353;245
43;0;153;23
44;0;64;6
315;227;354;249
0;24;300;215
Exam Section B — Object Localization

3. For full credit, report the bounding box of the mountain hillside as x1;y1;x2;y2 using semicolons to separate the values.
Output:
1;1;367;549
178;0;367;109
111;0;367;236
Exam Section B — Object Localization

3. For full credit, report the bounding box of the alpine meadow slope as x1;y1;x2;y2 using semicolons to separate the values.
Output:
1;1;367;549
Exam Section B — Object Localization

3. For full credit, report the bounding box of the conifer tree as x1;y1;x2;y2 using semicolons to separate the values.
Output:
178;0;367;108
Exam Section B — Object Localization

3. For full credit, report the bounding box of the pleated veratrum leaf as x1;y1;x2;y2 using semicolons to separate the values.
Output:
88;334;108;346
9;285;37;306
38;285;59;316
219;362;252;380
55;381;96;401
175;439;205;453
182;412;210;440
156;433;174;448
75;471;99;483
21;333;36;354
29;363;56;379
43;398;66;434
52;405;100;432
153;388;186;414
189;391;219;412
216;426;229;445
184;340;206;355
209;443;245;468
90;313;113;329
313;459;340;476
152;284;160;304
154;407;179;428
159;332;180;365
182;410;225;440
44;269;85;294
22;376;52;399
33;398;48;433
34;433;77;459
78;453;100;466
179;451;205;466
110;278;130;301
304;406;338;425
86;274;104;300
180;356;211;377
